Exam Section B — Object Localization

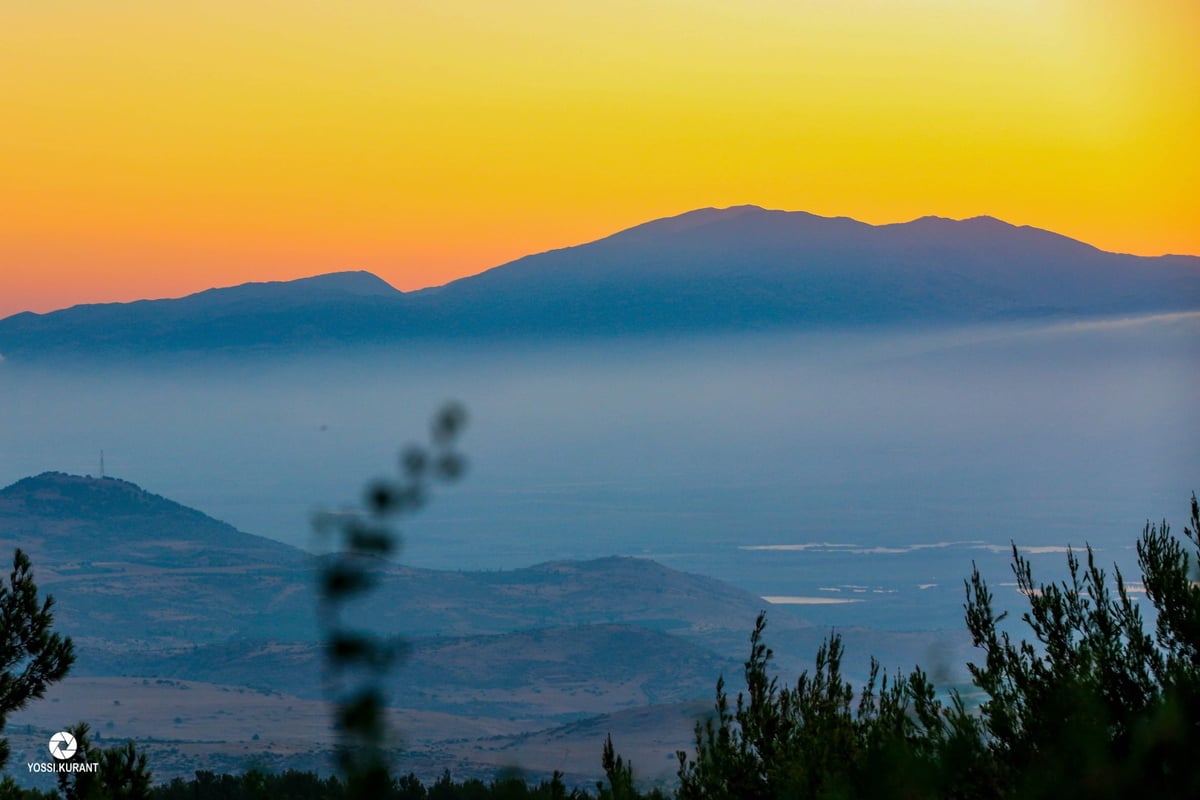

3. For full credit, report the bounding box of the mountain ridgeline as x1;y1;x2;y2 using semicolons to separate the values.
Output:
0;470;802;663
2;207;1197;360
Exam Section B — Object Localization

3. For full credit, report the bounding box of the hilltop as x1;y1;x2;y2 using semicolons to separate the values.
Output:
0;471;306;568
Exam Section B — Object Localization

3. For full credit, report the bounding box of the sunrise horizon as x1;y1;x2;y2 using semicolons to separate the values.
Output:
4;1;1197;319
5;202;1198;320
3;5;1199;791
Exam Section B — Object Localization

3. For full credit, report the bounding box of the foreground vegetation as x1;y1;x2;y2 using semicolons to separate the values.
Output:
5;768;598;800
3;489;1198;798
662;494;1200;799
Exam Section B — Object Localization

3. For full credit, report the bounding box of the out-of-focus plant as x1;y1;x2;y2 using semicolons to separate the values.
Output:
314;403;468;797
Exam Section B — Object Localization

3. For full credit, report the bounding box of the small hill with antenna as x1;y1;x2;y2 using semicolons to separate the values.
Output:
0;471;308;568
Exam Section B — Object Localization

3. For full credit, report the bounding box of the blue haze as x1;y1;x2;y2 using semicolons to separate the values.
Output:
1;313;1195;633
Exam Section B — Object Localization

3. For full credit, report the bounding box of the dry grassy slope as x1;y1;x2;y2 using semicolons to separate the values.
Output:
5;674;706;787
362;555;808;639
82;625;738;717
440;700;715;788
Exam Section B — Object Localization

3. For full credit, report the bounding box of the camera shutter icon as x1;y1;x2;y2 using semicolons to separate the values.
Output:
49;731;78;760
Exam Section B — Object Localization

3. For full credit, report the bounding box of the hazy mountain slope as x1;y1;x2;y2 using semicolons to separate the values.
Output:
1;207;1196;360
0;270;407;357
371;556;798;640
416;207;1198;332
0;472;799;650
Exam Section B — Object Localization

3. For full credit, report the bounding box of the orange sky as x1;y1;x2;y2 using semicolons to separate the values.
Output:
2;1;1197;318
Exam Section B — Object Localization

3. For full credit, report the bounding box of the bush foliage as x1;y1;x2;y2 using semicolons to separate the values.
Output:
668;493;1200;799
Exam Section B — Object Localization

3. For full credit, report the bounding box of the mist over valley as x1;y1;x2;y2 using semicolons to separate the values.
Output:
2;312;1194;627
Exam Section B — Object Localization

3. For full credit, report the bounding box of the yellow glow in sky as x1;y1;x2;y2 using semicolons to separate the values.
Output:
1;1;1197;316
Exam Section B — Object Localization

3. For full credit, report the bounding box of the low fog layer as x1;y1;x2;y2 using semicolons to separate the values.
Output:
2;314;1195;630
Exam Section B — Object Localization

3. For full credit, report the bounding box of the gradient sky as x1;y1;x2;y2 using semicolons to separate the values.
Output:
2;1;1197;318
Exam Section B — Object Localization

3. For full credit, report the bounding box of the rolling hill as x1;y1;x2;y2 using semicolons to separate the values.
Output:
0;471;973;784
0;472;801;649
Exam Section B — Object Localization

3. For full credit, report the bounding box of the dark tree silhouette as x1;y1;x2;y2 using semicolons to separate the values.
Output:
657;493;1200;800
0;548;74;770
963;493;1200;798
51;722;151;799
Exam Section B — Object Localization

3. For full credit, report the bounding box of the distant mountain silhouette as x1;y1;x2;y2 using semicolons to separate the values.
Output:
0;269;407;358
2;207;1196;359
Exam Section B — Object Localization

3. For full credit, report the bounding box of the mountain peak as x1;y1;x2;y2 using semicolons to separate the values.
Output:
615;204;781;237
904;213;1011;228
247;269;399;296
185;269;402;306
302;269;398;293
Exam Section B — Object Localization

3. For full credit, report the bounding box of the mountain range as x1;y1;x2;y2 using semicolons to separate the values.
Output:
2;206;1197;360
